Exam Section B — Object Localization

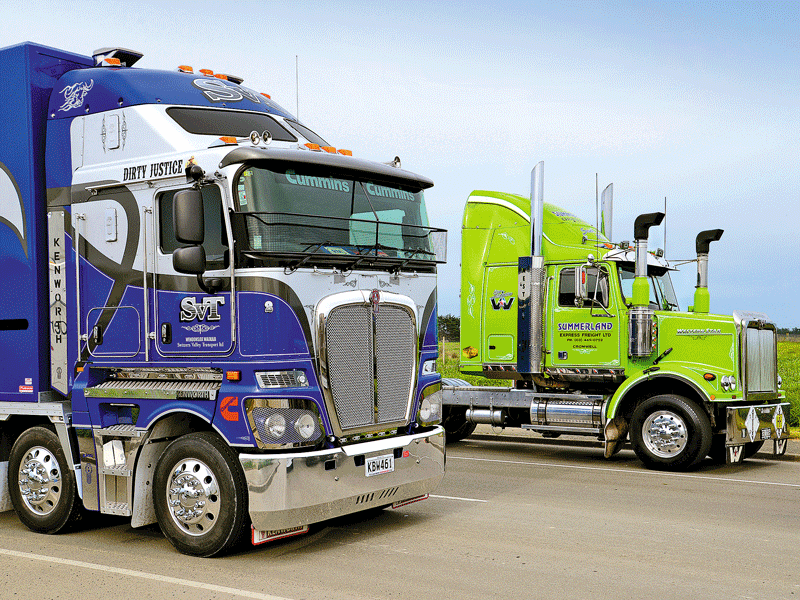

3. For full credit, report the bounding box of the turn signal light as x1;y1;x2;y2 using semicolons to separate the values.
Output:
261;92;272;99
214;73;229;80
226;371;242;382
218;136;238;144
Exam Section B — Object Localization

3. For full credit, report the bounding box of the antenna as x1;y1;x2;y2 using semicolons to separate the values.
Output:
595;173;599;238
295;55;299;119
664;196;667;258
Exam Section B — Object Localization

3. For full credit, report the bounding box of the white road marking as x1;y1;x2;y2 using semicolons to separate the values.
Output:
449;455;800;489
0;548;294;600
430;494;488;503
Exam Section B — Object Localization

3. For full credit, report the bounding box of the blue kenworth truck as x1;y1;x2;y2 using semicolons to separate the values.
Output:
0;42;446;556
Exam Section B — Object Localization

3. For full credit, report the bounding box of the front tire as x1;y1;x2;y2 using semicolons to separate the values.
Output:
630;395;712;471
154;432;249;557
9;426;82;533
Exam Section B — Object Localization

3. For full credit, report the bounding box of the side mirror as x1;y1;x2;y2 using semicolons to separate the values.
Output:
174;189;204;244
173;245;206;275
574;265;588;305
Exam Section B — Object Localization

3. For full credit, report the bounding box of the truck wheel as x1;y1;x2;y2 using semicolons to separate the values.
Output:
630;395;712;471
154;432;248;557
442;406;477;443
8;426;82;533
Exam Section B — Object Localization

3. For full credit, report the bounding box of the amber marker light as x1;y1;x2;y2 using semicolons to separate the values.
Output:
214;73;228;80
178;65;193;73
304;143;321;151
218;136;238;144
338;149;353;156
261;93;272;99
226;371;242;382
199;68;214;76
704;373;716;381
322;146;336;154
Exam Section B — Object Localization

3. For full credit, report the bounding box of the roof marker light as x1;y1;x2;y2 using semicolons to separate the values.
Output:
219;74;244;84
321;146;336;154
199;68;214;76
178;65;193;73
100;57;122;67
218;136;238;145
304;143;321;151
338;149;353;156
261;93;272;99
214;73;229;81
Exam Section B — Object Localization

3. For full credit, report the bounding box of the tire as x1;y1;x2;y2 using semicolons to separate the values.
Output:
442;406;477;443
153;432;249;557
630;395;712;471
8;426;83;533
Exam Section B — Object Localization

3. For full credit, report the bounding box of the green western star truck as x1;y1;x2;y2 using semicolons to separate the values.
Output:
442;162;789;471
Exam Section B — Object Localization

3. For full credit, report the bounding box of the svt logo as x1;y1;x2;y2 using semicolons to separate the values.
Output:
180;296;225;322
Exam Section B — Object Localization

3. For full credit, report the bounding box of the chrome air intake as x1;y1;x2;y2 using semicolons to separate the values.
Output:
317;290;418;437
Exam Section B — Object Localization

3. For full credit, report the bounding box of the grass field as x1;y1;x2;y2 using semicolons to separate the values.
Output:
439;340;800;434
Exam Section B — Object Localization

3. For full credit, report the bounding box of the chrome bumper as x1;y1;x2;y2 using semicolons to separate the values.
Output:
239;426;445;531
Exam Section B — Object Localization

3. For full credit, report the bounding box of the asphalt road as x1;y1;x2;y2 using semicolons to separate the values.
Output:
2;434;798;600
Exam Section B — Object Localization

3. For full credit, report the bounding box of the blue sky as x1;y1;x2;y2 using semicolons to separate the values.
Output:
5;0;799;325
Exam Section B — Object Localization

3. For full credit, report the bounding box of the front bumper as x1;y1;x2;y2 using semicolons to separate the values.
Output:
724;402;790;462
239;426;445;531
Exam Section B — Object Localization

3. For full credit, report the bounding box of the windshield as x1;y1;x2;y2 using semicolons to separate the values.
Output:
618;264;679;311
230;165;445;271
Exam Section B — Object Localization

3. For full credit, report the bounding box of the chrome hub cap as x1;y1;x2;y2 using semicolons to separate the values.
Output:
166;459;220;536
18;446;62;516
642;410;688;458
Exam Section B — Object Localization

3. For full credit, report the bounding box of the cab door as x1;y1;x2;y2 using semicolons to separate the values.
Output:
153;184;234;357
548;263;621;370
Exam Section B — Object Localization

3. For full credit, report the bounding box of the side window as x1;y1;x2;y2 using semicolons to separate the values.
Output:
159;186;229;270
558;267;609;308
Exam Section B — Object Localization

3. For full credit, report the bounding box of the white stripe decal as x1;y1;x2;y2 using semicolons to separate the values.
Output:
469;196;530;222
0;549;295;600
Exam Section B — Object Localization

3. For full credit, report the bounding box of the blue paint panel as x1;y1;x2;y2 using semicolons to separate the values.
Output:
90;284;146;358
238;292;310;357
422;302;438;349
0;43;91;400
49;68;296;121
45;118;76;193
156;289;233;355
78;258;116;353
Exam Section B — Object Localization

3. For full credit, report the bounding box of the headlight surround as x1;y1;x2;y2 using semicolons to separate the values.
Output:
245;397;324;449
417;383;442;427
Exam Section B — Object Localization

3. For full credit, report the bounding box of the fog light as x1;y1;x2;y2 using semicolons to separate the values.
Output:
729;375;737;391
294;413;316;440
266;413;286;438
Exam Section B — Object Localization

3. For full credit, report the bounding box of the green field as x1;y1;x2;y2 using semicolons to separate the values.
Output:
439;340;800;434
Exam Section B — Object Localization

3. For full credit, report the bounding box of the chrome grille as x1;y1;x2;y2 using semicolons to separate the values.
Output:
744;327;777;393
325;301;416;433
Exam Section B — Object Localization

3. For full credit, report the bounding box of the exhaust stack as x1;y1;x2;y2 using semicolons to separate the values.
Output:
628;212;664;358
693;229;724;313
518;162;546;374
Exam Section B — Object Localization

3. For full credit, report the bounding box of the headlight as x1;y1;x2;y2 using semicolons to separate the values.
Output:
294;413;317;440
245;398;323;449
417;383;442;426
721;375;737;391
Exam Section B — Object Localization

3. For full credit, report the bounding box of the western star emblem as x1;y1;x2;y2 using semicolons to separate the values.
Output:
370;289;380;316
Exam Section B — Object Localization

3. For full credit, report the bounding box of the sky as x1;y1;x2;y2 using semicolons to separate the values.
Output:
4;0;799;325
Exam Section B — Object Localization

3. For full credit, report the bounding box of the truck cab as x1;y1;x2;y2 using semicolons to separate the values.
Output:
0;42;446;556
448;165;788;471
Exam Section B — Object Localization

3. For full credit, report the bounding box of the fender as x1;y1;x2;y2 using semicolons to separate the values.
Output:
606;364;715;421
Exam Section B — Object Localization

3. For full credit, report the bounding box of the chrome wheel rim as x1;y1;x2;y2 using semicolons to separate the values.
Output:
17;446;62;517
165;458;221;536
642;410;688;458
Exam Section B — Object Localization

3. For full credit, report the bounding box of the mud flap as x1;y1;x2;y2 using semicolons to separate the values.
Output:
727;445;745;464
603;417;628;459
774;438;788;456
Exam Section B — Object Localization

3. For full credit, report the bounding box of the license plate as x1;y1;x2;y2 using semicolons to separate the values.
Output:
365;453;394;477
